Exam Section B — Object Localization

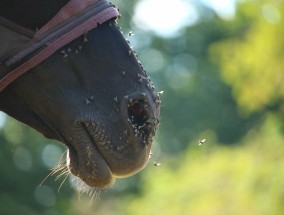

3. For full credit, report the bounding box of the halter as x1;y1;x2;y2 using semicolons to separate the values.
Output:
0;0;119;92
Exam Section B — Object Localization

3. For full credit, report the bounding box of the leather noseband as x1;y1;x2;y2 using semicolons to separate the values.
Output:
0;0;119;92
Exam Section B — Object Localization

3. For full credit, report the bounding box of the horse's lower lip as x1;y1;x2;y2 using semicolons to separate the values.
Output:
66;125;115;188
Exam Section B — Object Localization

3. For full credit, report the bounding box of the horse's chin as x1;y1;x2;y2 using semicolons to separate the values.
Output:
65;125;115;189
67;148;115;189
67;148;116;189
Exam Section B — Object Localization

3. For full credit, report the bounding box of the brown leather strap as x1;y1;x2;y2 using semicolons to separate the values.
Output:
0;0;119;92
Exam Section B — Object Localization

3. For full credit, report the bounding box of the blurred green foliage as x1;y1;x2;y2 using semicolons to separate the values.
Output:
211;1;284;115
1;0;284;214
94;115;284;215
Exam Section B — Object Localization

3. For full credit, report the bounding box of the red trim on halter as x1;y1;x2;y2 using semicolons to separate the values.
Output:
0;0;119;92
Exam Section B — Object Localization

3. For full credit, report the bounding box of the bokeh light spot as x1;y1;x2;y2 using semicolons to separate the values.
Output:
166;63;193;91
139;48;165;73
13;146;32;171
42;144;63;168
34;185;56;207
133;0;199;37
0;112;7;129
261;4;281;24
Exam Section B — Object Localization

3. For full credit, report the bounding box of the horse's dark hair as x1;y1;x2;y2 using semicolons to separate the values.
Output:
0;0;69;29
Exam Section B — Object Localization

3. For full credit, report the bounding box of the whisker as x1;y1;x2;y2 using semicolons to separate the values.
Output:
58;173;70;193
39;150;71;193
39;169;54;186
55;170;69;181
39;150;68;186
51;165;66;175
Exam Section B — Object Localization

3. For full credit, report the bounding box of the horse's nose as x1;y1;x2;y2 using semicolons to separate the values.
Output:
121;93;158;143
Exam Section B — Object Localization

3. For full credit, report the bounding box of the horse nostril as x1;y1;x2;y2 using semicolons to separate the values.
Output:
128;99;147;126
127;99;150;136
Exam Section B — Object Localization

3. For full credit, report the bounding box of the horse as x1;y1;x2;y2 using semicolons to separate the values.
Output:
0;0;160;189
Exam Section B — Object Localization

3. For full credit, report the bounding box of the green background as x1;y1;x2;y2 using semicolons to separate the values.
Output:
1;0;284;214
